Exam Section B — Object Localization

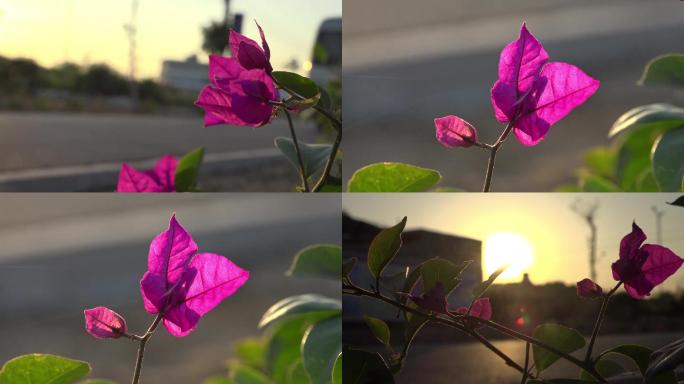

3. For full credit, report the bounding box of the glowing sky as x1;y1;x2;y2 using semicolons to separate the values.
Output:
0;0;341;78
343;193;684;294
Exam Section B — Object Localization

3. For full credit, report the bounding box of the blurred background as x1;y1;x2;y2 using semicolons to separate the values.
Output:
343;0;684;191
0;194;340;383
343;193;684;384
0;0;341;191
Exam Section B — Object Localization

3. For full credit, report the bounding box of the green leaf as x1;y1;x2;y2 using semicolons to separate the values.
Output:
645;340;682;383
266;314;328;384
363;316;390;346
175;147;205;192
580;175;621;192
203;376;233;384
579;359;624;381
0;354;91;384
347;163;441;192
532;324;586;374
583;147;616;179
331;354;342;384
82;380;117;384
609;103;684;138
272;71;321;107
228;361;274;384
342;348;394;384
301;316;342;384
420;258;471;295
367;216;407;279
472;264;508;299
286;359;311;384
652;126;684;191
640;54;684;89
342;257;357;279
259;294;341;329
274;137;332;180
287;244;341;280
234;338;266;370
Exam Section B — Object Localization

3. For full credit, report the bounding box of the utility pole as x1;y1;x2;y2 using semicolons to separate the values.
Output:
651;206;665;244
571;199;599;282
124;0;139;108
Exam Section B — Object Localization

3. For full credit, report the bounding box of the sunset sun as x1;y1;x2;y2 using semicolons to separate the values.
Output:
483;232;534;282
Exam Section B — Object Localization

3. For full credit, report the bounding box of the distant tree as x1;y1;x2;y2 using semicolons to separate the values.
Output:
201;21;231;55
76;64;129;96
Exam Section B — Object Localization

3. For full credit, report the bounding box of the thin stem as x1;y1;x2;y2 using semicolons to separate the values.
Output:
283;108;310;192
394;319;428;372
482;122;515;192
312;122;342;192
584;282;622;363
471;329;531;377
131;314;163;384
275;82;342;192
520;342;531;384
343;282;607;383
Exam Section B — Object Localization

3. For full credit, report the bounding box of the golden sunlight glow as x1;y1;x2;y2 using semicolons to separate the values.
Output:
303;60;313;72
484;232;534;282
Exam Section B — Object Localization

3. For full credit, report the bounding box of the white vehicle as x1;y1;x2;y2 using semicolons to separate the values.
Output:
308;17;341;87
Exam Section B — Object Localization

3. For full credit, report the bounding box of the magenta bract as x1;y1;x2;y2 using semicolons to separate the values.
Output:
576;278;603;299
434;115;478;148
408;282;448;314
196;24;278;128
611;222;683;299
140;214;249;337
454;298;493;321
229;22;272;73
490;22;599;146
117;155;178;193
84;307;128;339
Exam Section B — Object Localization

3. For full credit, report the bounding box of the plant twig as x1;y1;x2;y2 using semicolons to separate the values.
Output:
283;108;310;192
483;121;515;192
520;341;531;384
131;314;163;384
584;282;622;362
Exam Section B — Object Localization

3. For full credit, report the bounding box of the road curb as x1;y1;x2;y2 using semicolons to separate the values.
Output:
0;148;294;192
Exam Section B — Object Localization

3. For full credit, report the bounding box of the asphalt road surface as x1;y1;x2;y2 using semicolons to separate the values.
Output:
343;0;684;191
0;112;319;172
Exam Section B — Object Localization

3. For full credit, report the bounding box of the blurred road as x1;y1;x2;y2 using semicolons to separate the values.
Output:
0;112;318;172
0;194;340;383
343;0;684;191
396;332;684;384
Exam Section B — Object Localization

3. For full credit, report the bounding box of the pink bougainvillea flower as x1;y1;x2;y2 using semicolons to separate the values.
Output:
611;222;683;299
434;115;479;148
453;298;493;321
490;22;600;146
84;307;128;339
406;282;449;313
576;278;603;299
196;55;278;128
140;214;249;337
229;22;272;73
117;154;178;193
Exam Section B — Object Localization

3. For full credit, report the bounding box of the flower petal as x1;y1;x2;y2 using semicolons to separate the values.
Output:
117;163;164;193
229;29;272;72
208;55;242;86
491;22;549;123
408;282;448;313
640;244;683;290
576;278;603;299
146;155;177;192
161;253;249;337
84;307;127;339
620;221;647;261
514;62;600;146
434;115;478;148
195;85;245;127
230;69;277;127
454;298;492;320
256;21;270;60
140;215;198;313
